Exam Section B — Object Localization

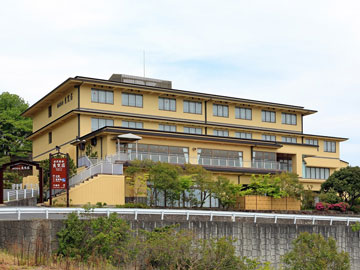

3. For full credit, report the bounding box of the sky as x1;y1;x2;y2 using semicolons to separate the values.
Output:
0;0;359;165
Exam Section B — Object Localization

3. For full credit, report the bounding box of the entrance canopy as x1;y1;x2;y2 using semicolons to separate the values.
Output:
115;133;142;142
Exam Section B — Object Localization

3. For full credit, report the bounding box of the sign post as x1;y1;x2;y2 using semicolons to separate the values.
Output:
49;153;69;207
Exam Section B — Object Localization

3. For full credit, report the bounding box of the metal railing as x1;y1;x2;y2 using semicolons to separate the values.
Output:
69;161;123;187
105;153;283;170
0;208;359;225
106;152;187;164
4;189;39;202
78;156;91;167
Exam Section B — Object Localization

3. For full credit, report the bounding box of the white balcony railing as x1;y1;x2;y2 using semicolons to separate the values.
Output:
103;152;283;171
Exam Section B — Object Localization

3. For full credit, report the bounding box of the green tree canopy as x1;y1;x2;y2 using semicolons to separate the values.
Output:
0;92;32;158
282;232;350;270
321;166;360;207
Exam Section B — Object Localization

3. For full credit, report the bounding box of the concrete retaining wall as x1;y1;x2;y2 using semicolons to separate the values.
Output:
3;197;38;206
0;215;359;269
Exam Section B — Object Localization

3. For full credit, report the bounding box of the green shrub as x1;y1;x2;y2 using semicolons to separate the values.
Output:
115;203;149;208
282;232;350;270
319;188;342;204
301;188;316;210
57;213;273;269
57;212;133;264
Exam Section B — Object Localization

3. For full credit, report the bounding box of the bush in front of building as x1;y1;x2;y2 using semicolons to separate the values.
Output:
244;173;304;199
321;166;360;207
57;213;273;269
282;232;350;270
315;202;349;212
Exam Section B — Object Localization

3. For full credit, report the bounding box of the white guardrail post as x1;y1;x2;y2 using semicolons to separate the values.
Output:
2;208;360;225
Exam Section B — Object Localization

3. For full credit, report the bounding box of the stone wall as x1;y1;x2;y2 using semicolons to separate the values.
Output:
0;215;359;269
3;197;37;207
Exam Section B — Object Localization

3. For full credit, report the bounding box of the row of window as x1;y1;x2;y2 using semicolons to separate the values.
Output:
88;117;336;152
305;167;330;180
262;111;297;125
90;89;297;125
124;144;332;179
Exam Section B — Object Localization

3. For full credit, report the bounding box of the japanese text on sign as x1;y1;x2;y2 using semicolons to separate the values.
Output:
51;158;67;189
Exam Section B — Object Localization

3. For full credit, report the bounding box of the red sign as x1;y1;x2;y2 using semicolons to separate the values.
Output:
51;158;67;189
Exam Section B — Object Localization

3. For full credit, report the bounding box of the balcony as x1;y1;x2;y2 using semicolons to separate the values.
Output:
102;152;284;172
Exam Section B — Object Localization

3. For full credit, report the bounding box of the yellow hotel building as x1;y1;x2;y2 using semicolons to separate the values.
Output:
22;74;348;205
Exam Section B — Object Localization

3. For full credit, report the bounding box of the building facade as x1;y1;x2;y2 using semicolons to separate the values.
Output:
22;74;348;201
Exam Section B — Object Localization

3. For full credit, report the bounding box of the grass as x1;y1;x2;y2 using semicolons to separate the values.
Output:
0;249;118;270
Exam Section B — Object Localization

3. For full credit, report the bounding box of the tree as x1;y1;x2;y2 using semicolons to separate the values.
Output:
149;162;182;207
183;164;213;207
275;172;304;199
125;160;154;203
212;176;243;209
321;166;360;207
0;92;32;158
282;232;350;270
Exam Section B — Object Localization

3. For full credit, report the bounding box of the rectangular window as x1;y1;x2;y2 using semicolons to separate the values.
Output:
184;127;202;134
91;89;114;104
213;104;229;117
324;141;336;153
159;124;176;132
262;110;276;123
184;100;202;114
281;136;297;143
235;132;252;139
159;97;176;111
122;92;143;107
262;134;276;142
48;132;52;144
282;113;297;125
48;105;52;118
305;138;319;146
305;167;330;179
91;118;114;131
235;107;252;120
122;120;143;129
213;129;229;137
198;148;243;167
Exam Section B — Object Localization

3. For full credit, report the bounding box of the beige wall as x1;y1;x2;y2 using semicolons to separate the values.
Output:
32;86;78;132
79;83;304;133
49;174;125;206
32;115;78;161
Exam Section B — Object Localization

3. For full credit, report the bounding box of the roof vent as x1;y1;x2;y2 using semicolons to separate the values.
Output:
109;74;172;89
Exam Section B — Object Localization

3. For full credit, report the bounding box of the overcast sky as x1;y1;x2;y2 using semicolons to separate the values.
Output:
0;0;359;165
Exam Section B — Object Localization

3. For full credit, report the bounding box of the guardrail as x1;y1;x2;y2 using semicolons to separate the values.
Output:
4;189;39;202
0;208;359;225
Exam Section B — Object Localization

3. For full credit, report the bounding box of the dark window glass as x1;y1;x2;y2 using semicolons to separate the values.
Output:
159;97;176;111
48;106;52;118
262;110;276;123
235;107;252;120
184;100;202;114
91;89;113;104
122;93;143;107
213;104;229;117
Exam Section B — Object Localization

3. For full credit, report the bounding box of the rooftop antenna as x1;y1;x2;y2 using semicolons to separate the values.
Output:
143;50;145;77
